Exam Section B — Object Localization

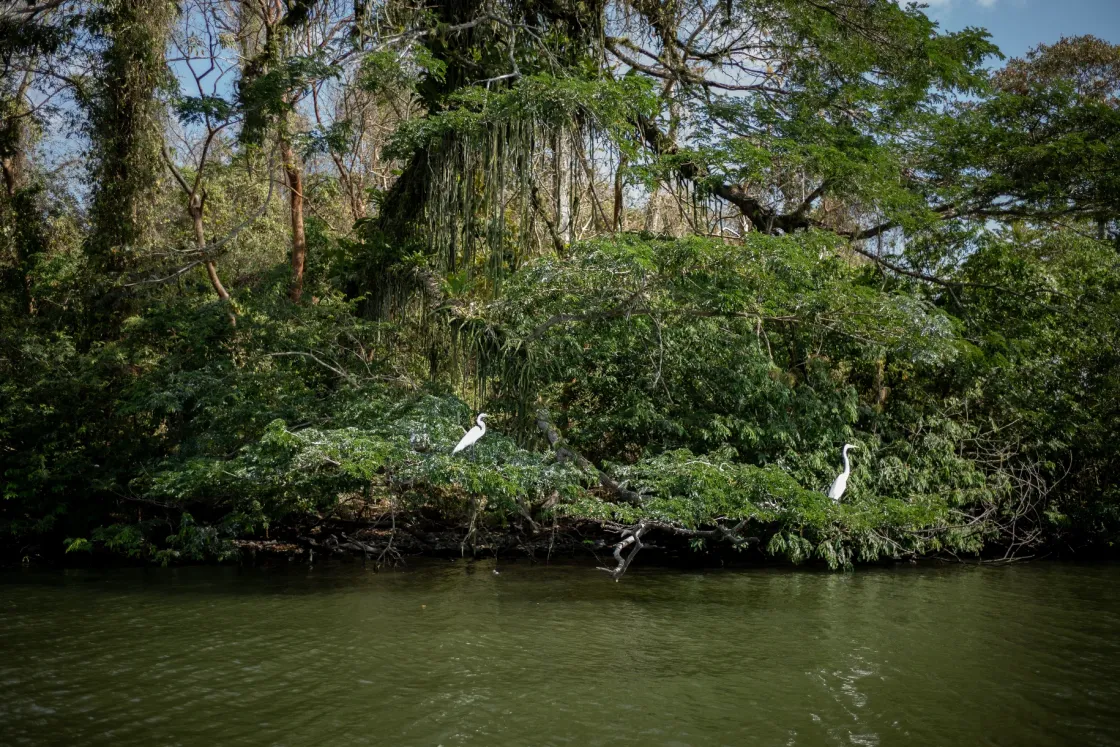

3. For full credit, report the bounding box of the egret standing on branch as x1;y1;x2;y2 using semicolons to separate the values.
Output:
828;444;859;501
452;413;489;454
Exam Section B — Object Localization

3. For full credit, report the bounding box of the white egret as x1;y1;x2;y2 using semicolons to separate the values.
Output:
827;444;859;501
452;413;489;454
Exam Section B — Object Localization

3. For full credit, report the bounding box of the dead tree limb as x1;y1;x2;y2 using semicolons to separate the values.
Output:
598;521;650;580
599;518;760;580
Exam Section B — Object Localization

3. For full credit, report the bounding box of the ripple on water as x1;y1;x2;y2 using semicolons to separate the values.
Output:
1;562;1119;746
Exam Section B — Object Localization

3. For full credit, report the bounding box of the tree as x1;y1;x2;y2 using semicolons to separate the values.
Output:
161;0;237;312
3;0;1120;571
930;36;1120;240
235;0;356;302
83;0;176;273
0;0;76;315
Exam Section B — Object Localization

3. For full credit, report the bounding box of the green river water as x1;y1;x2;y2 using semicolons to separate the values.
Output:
2;560;1119;746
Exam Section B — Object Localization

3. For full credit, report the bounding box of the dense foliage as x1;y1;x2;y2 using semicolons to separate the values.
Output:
1;0;1118;570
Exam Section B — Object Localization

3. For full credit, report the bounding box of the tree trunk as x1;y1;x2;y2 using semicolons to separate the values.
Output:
281;135;307;302
613;154;627;231
340;166;366;222
1;152;22;197
644;186;661;234
554;131;572;243
3;70;36;315
187;194;231;304
2;156;35;316
85;0;174;273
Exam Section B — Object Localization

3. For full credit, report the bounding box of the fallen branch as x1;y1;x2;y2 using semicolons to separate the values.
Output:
598;521;650;580
597;518;761;580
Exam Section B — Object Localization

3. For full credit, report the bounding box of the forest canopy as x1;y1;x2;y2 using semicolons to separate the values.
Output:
2;0;1118;572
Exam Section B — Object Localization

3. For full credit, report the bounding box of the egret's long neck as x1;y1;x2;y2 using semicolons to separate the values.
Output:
477;416;487;433
840;447;851;476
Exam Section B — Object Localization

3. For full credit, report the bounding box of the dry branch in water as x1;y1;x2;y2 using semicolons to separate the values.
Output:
596;519;760;580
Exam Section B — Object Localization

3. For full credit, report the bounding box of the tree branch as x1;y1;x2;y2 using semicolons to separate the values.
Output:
597;519;759;580
535;409;644;505
124;150;277;287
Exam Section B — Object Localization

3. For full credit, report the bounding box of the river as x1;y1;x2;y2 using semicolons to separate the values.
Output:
2;560;1119;746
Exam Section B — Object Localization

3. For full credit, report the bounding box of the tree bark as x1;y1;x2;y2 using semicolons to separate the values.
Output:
281;135;307;302
160;144;234;317
187;193;231;304
612;153;627;231
3;70;36;315
1;152;22;198
554;131;573;243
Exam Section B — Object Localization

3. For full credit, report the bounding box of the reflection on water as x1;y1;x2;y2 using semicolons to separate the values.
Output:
2;561;1120;746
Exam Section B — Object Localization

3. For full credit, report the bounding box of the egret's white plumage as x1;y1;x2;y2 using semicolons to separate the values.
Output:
828;443;858;501
452;413;489;454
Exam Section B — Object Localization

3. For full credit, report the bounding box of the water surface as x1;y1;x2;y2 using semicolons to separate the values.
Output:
2;560;1119;746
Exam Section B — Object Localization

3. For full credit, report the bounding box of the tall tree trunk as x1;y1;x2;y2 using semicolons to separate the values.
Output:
554;131;572;243
3;70;37;315
339;165;365;222
281;134;307;302
311;84;366;223
613;153;627;231
161;141;233;317
187;194;231;304
0;147;23;198
85;0;174;273
237;0;307;302
0;73;29;194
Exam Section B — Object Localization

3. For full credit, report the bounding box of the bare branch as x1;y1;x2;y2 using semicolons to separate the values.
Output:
267;351;356;384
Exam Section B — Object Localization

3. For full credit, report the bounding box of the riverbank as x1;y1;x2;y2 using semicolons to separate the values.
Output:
11;516;732;572
13;508;1107;577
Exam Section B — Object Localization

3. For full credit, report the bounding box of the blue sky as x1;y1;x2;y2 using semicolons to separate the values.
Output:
921;0;1120;60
